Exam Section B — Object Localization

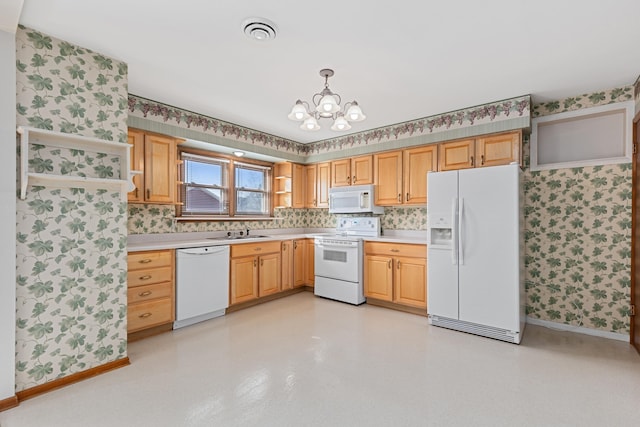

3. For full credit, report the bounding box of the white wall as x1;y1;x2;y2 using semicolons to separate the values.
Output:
0;28;17;400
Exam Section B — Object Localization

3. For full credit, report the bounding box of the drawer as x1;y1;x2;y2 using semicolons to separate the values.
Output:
128;282;172;304
128;297;173;332
128;266;172;288
231;241;281;258
364;242;426;258
128;250;172;271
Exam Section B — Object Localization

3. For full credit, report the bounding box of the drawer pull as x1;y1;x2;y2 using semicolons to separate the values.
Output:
139;259;152;264
138;291;152;297
388;260;391;269
139;312;152;319
139;275;152;280
254;247;262;251
391;249;400;253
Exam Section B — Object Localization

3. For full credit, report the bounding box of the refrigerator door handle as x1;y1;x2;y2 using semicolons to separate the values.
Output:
451;197;458;265
458;197;464;265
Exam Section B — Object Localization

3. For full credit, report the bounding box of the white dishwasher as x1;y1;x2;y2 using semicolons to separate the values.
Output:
175;246;230;329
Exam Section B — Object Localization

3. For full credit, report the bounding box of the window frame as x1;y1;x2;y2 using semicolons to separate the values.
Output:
177;147;273;218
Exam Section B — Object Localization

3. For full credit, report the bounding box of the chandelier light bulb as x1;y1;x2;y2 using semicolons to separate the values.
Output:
331;114;351;131
301;116;320;131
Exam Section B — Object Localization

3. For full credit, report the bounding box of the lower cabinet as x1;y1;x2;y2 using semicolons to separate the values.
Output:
292;238;315;288
364;242;427;309
127;249;175;334
281;240;293;290
230;241;281;305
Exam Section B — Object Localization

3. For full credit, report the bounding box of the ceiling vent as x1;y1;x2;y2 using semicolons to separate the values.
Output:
242;18;277;41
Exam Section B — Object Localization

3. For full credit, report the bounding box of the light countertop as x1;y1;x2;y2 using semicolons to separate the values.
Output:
128;229;427;252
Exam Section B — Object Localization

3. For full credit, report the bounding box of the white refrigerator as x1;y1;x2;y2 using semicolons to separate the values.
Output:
426;163;525;344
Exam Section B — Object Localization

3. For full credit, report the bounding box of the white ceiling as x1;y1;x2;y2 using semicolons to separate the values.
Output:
17;0;640;144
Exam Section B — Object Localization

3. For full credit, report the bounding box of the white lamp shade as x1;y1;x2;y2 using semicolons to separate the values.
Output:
287;101;309;121
300;116;320;131
346;103;366;122
316;94;340;115
331;115;352;131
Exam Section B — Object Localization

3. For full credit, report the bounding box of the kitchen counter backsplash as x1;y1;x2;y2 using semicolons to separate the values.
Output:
127;205;427;234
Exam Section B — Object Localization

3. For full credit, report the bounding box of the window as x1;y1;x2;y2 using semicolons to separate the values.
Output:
180;150;272;217
235;162;270;215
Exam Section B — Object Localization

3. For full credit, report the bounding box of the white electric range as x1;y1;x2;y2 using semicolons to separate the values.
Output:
314;216;380;305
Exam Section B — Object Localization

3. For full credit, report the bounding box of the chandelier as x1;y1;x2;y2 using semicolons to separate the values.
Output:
288;69;366;131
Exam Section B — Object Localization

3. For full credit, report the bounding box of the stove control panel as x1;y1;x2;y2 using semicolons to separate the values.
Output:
336;216;380;237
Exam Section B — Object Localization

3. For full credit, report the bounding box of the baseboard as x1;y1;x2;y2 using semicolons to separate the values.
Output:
226;287;306;313
365;298;428;317
0;395;19;412
526;316;629;342
15;357;130;403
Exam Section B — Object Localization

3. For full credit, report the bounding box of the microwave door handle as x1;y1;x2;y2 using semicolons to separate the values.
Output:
360;192;365;209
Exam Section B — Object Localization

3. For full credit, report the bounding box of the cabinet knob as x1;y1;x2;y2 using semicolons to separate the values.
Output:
294;241;298;249
353;175;356;183
347;176;351;184
146;188;151;199
254;259;257;268
397;261;401;269
406;193;409;202
481;154;485;165
138;291;152;297
470;156;474;167
397;193;401;202
261;259;264;266
139;275;152;280
388;259;392;269
139;312;152;319
139;259;152;264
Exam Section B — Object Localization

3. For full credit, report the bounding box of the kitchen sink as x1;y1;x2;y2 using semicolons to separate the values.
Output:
207;235;270;241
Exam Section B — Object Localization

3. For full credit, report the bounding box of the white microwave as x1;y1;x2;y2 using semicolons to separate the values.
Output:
328;184;384;214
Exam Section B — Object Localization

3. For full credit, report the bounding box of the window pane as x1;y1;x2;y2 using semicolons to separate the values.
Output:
236;190;265;214
236;167;265;190
185;160;224;186
184;186;227;214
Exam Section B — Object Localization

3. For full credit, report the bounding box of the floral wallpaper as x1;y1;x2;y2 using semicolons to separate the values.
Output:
524;86;633;334
128;205;425;234
15;26;128;391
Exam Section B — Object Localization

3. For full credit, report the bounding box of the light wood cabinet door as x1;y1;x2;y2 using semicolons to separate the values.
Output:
403;146;437;205
316;162;330;208
394;256;427;309
305;239;315;286
304;164;317;208
281;240;293;290
144;134;176;203
331;158;351;187
364;255;394;301
292;163;306;208
293;239;306;287
476;131;521;167
127;129;144;202
230;256;258;305
258;252;281;297
439;139;475;171
374;151;403;205
351;155;373;185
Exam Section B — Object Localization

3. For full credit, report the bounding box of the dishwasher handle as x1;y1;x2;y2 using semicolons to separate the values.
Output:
178;246;230;256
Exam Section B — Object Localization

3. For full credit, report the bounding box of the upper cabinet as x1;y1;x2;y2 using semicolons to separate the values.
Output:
292;163;306;208
439;131;521;171
374;146;437;206
305;163;330;208
330;155;373;187
128;129;182;204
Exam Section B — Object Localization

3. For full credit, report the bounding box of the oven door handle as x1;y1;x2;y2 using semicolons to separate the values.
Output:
314;241;359;249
